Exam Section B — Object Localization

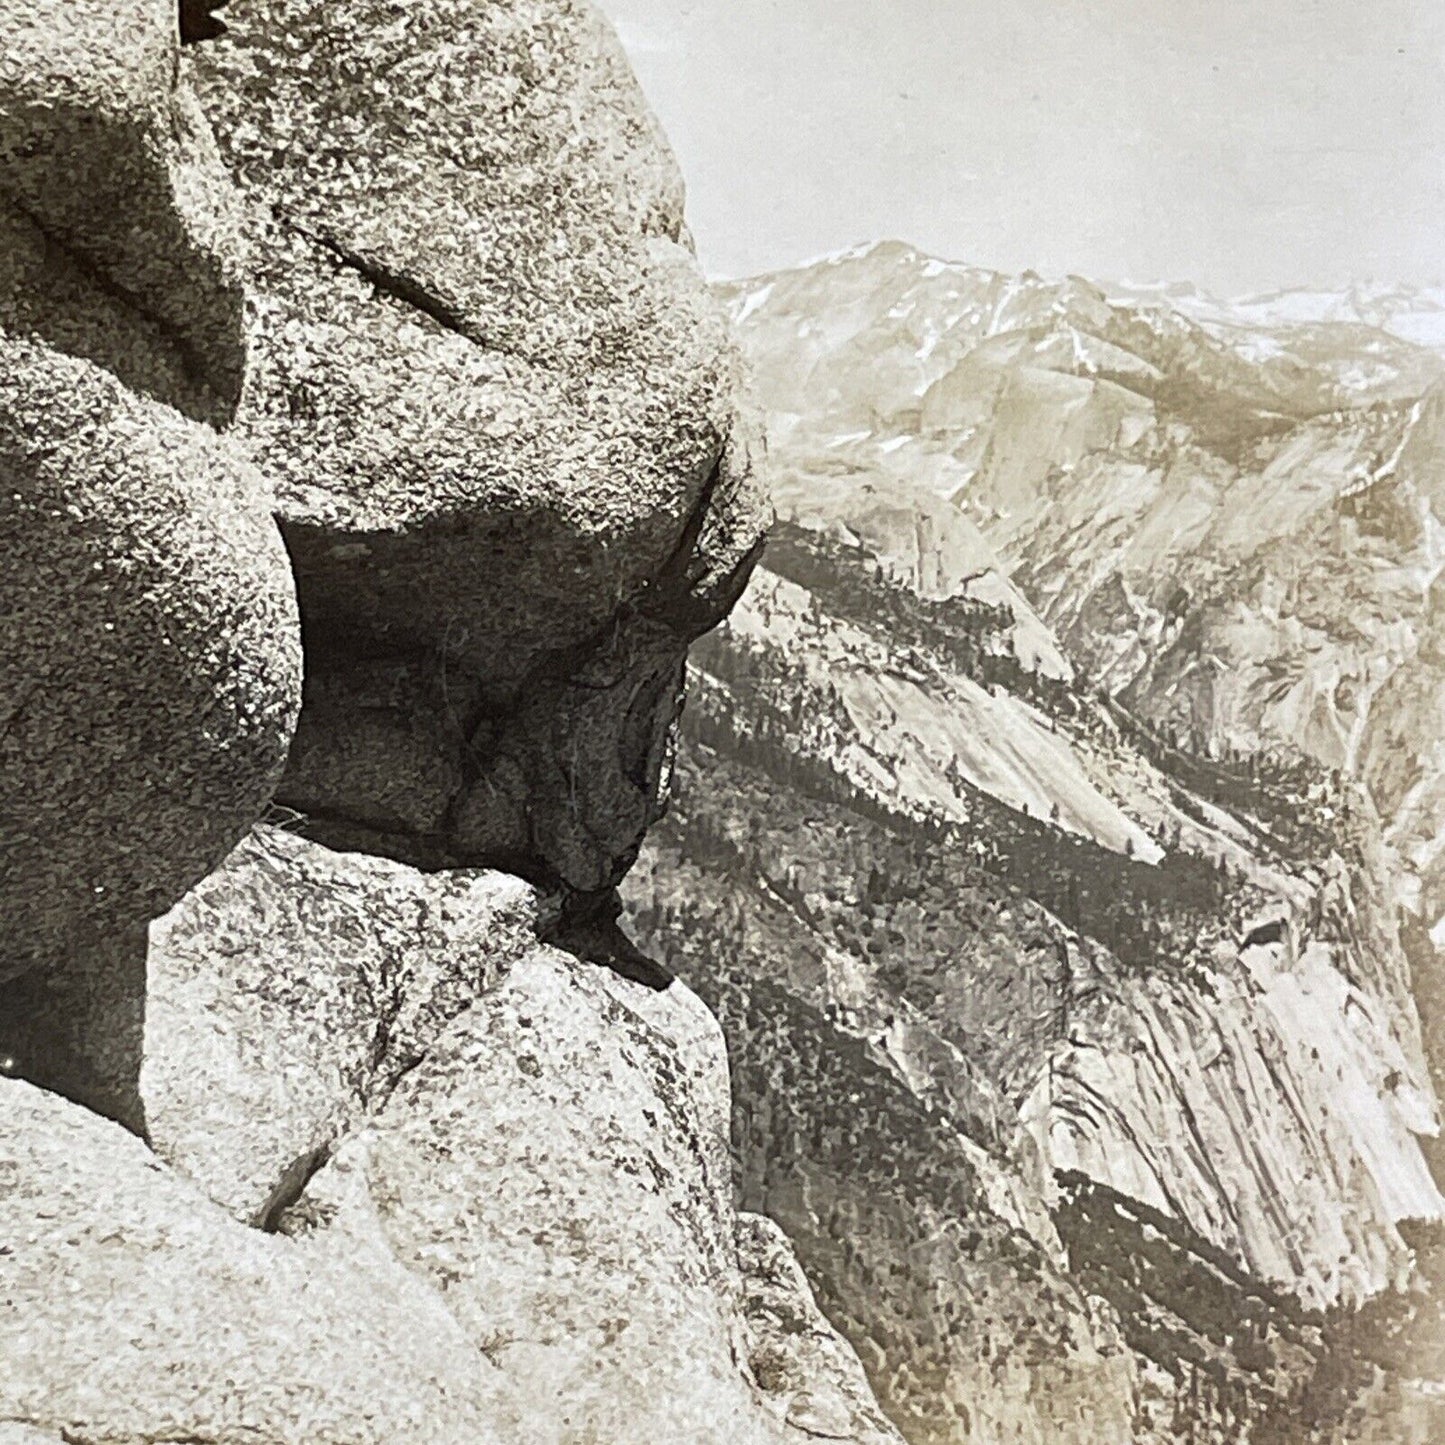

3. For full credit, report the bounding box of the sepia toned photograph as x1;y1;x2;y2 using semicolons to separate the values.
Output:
1;2;1443;1441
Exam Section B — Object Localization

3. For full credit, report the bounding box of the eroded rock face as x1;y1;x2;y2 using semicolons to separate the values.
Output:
1;827;542;1213
0;3;881;1440
144;827;544;1220
189;0;754;675
186;0;768;892
0;339;300;980
278;658;474;843
0;848;893;1445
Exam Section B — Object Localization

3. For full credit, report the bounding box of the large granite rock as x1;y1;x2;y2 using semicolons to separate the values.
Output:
190;0;759;677
141;827;544;1220
0;0;302;979
286;944;890;1444
0;868;896;1444
187;0;768;891
0;4;868;1440
0;0;248;417
0;339;301;980
0;827;542;1213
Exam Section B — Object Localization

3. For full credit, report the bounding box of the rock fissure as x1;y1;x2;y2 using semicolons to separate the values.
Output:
255;1142;333;1234
279;215;484;352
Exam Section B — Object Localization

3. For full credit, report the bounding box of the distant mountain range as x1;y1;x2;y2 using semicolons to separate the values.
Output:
625;239;1445;1443
1113;276;1445;355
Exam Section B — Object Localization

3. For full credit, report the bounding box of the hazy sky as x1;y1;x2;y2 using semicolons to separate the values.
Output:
600;0;1445;294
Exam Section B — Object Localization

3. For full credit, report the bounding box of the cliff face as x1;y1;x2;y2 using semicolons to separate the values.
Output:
623;243;1445;1441
721;241;1445;1136
721;244;1445;962
0;3;900;1441
8;5;1442;1439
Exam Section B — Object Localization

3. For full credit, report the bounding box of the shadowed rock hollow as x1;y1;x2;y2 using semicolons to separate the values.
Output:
187;0;769;895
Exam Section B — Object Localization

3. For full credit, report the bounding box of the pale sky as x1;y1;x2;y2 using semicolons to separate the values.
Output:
600;0;1445;294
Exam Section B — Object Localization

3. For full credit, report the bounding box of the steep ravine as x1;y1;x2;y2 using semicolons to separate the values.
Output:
625;243;1445;1441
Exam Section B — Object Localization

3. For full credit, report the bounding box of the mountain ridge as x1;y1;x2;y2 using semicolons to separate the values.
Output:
625;237;1445;1441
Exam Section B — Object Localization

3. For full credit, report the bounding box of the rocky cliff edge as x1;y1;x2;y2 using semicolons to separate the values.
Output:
0;3;903;1441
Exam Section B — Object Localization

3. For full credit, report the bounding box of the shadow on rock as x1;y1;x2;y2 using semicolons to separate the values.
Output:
0;930;149;1139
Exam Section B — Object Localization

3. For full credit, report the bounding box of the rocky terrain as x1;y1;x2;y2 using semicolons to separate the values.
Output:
623;242;1445;1440
0;3;900;1442
7;4;1444;1443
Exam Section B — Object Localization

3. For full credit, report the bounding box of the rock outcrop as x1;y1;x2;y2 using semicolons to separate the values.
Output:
288;944;901;1445
186;0;767;894
0;0;302;980
0;1076;520;1444
0;2;902;1441
0;845;896;1444
0;0;766;1009
144;827;541;1220
0;0;249;414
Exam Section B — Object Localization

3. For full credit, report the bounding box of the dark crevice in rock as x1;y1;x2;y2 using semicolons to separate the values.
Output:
638;456;766;637
62;1429;210;1445
373;1049;429;1107
358;953;408;1096
543;888;674;991
0;935;150;1140
255;1143;333;1234
268;350;757;908
266;803;460;873
266;798;568;909
790;1423;858;1443
274;211;563;375
281;216;477;346
179;0;230;45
